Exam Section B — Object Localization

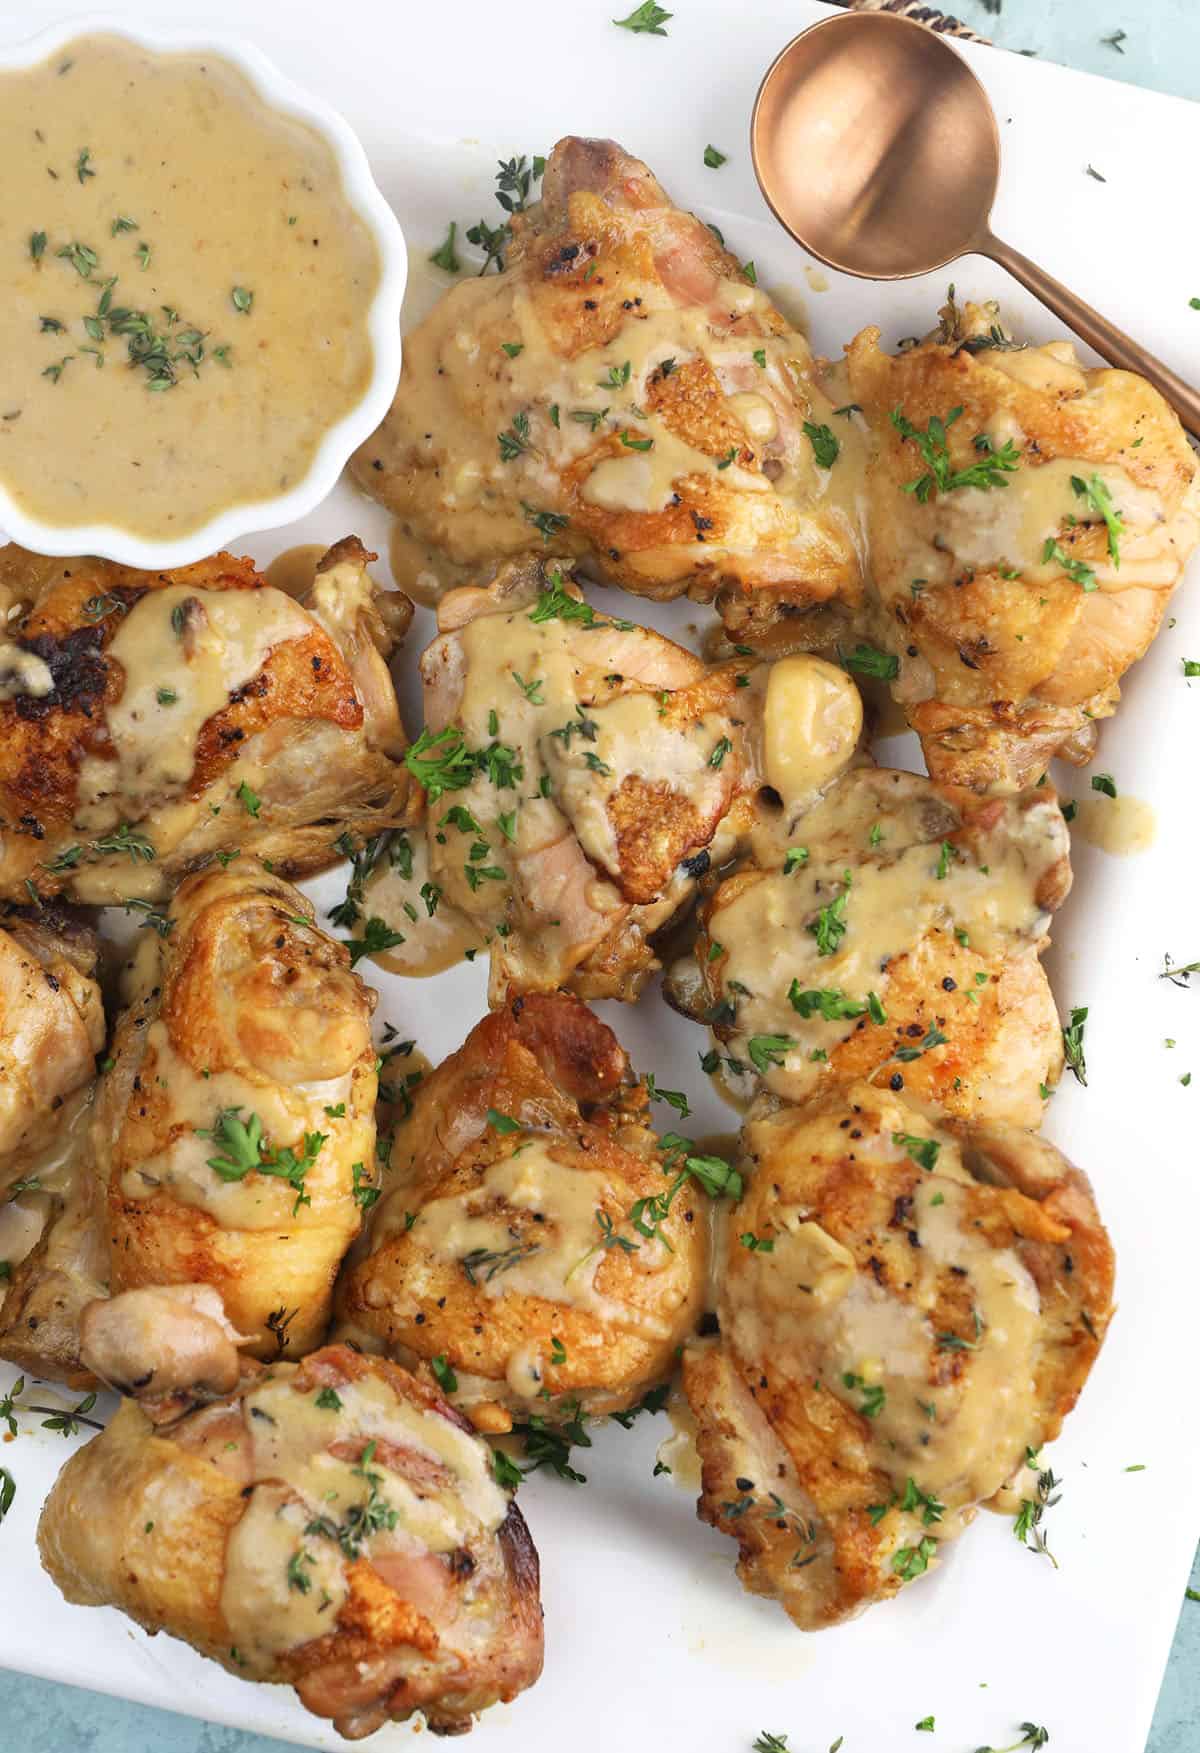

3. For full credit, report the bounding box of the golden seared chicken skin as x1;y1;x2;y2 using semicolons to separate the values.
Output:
97;859;378;1358
684;1082;1113;1629
847;297;1200;792
0;907;104;1191
0;537;415;904
672;764;1071;1130
661;652;1071;1130
396;557;753;1001
38;1342;543;1740
337;993;709;1433
0;907;106;1381
353;137;867;650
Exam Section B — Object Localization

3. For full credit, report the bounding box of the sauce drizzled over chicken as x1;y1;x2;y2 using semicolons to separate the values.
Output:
684;1083;1113;1628
353;137;867;650
396;556;753;1000
665;644;1071;1129
846;297;1200;792
337;993;709;1432
38;1341;543;1739
97;860;379;1357
673;765;1071;1130
0;538;415;903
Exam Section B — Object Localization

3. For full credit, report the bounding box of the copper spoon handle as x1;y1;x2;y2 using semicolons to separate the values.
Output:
981;230;1200;439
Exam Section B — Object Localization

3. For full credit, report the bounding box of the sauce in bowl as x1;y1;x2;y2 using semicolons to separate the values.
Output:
0;33;383;544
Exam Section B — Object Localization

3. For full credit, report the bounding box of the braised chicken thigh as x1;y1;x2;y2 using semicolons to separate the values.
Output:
337;993;709;1432
0;908;103;1192
98;859;378;1357
684;1082;1113;1628
0;537;415;904
847;298;1200;792
0;907;106;1381
399;556;753;1001
670;762;1071;1130
39;1342;543;1739
353;137;866;650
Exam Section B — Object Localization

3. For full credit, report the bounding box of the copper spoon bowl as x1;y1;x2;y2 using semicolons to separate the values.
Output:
751;10;1200;436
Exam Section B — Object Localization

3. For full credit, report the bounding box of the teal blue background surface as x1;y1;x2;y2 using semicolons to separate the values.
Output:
1;2;1196;1748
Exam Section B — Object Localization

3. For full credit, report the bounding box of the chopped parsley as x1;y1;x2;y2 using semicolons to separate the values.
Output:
891;405;1020;500
788;985;867;1021
1042;537;1097;592
894;1023;949;1063
645;1073;692;1118
747;1034;794;1073
892;1535;937;1579
344;917;407;967
739;1232;775;1253
841;642;899;681
1072;471;1123;565
613;2;672;34
404;727;479;801
892;1131;940;1171
351;1162;380;1210
842;1372;885;1418
196;1109;325;1213
430;1355;458;1394
807;871;852;956
803;421;839;469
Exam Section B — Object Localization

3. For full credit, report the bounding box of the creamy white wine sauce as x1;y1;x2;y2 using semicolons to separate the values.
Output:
0;34;379;540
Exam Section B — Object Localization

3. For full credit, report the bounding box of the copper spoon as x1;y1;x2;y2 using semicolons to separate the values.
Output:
750;10;1200;437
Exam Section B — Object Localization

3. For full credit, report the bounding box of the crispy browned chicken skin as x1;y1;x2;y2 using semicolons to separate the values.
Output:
684;1083;1113;1628
847;298;1200;792
667;763;1071;1130
98;860;378;1358
0;907;103;1191
338;992;707;1432
0;907;106;1381
353;137;866;650
0;537;415;902
38;1343;543;1740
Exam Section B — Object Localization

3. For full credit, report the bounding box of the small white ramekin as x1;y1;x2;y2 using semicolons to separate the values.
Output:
0;14;407;568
